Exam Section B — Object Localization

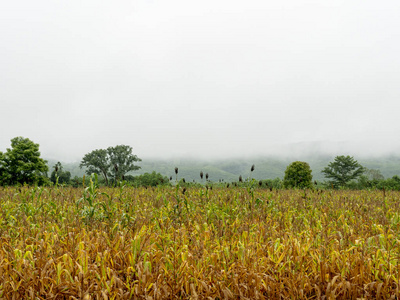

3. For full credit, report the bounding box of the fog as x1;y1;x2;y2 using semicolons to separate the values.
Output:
1;0;400;162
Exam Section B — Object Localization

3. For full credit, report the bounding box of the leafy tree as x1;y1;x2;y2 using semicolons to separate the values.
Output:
50;162;71;185
80;145;141;186
80;149;110;185
283;161;313;189
365;168;384;181
0;151;9;185
1;137;48;185
349;168;385;190
107;145;141;184
322;155;364;188
379;175;400;190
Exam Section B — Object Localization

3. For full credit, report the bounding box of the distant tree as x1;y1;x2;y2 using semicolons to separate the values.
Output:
80;149;110;185
0;137;48;185
50;162;71;185
107;145;141;184
365;168;384;181
71;176;81;188
379;175;400;190
70;175;90;188
268;177;283;189
283;161;313;189
322;155;364;188
80;145;141;186
129;171;169;187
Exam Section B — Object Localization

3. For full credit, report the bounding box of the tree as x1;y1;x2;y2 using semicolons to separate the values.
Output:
283;161;313;189
322;155;364;188
107;145;141;184
1;137;48;185
0;151;9;185
80;149;110;185
50;162;71;185
80;145;141;186
365;168;384;181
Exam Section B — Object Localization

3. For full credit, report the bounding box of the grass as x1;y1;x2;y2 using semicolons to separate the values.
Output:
0;184;399;299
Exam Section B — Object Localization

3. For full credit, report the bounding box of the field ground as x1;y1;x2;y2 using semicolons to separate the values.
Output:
0;185;399;299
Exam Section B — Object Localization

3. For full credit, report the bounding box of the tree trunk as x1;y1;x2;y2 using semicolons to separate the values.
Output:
102;170;109;186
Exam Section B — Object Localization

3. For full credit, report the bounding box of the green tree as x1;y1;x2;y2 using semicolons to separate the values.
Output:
365;168;384;181
1;137;48;185
322;155;364;188
0;151;9;185
80;145;141;186
50;162;71;185
283;161;313;189
80;149;110;185
107;145;141;184
379;175;400;190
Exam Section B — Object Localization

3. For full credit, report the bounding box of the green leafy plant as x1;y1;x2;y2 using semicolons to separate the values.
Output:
76;173;111;223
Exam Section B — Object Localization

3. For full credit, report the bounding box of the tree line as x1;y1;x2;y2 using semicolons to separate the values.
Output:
282;156;400;190
0;137;169;187
1;136;400;190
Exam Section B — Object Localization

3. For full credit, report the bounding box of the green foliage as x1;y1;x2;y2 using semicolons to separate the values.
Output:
76;174;111;223
380;175;400;190
126;172;170;187
0;152;8;186
0;137;48;186
70;176;90;188
348;174;400;191
364;168;384;181
263;178;283;189
322;155;364;188
50;162;71;185
80;145;141;186
283;161;313;189
107;145;141;183
80;149;110;185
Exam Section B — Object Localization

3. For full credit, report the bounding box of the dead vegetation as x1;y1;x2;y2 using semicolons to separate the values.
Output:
0;184;399;299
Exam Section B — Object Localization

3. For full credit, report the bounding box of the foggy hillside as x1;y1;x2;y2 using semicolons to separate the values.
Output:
47;155;400;183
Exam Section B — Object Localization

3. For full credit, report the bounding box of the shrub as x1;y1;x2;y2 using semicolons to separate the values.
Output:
128;171;170;187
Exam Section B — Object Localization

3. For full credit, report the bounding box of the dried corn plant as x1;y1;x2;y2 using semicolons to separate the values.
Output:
0;186;399;299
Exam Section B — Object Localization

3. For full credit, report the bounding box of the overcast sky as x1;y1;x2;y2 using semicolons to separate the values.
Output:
1;0;400;161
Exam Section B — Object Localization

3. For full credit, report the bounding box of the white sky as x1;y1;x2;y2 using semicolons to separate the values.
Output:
1;0;400;161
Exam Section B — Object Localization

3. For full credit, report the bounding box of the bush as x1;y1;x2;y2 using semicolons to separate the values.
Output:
70;176;91;188
346;175;400;191
259;178;283;189
128;172;170;187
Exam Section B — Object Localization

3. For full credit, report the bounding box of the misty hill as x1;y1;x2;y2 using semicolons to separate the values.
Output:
47;155;400;182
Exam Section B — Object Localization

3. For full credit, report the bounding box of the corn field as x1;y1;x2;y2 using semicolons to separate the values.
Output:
0;181;400;299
